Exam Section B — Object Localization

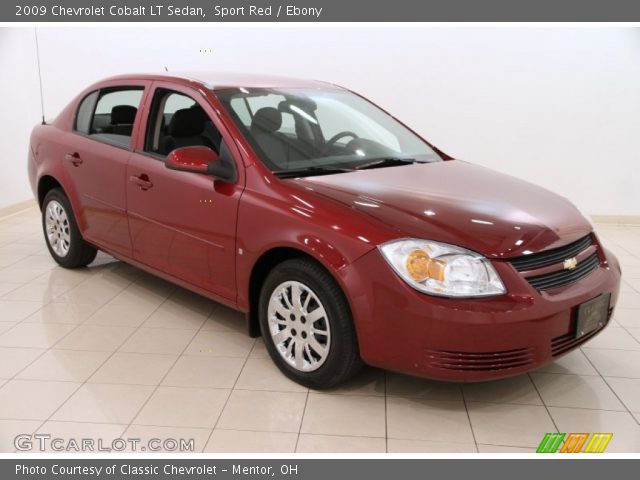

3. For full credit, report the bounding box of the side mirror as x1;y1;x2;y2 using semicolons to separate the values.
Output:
166;146;218;173
165;146;236;182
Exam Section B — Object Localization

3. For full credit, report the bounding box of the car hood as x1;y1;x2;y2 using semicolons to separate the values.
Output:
293;160;591;258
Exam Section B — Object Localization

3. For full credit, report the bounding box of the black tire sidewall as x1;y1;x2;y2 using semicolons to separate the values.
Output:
258;258;360;389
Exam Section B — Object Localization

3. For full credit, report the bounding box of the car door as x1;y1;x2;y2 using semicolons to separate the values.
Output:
66;82;150;257
125;83;244;300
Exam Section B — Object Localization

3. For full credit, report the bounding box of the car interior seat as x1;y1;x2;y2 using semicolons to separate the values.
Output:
250;107;291;167
162;107;216;154
110;105;137;136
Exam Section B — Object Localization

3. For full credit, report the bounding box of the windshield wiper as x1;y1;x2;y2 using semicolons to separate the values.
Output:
354;157;417;170
273;166;353;179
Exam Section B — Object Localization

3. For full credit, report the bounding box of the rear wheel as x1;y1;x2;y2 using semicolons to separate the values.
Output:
259;258;362;389
42;189;97;268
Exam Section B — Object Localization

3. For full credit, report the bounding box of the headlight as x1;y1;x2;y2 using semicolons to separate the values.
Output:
378;239;506;298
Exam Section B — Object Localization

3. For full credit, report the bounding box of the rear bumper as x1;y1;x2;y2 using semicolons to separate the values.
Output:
340;244;621;381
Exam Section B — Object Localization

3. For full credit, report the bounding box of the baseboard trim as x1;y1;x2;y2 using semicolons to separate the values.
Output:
0;199;37;220
591;215;640;225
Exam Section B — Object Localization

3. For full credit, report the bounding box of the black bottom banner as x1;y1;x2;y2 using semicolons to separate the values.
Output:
3;458;638;480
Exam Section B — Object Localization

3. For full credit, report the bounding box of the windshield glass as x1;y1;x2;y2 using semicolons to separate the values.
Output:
215;88;441;174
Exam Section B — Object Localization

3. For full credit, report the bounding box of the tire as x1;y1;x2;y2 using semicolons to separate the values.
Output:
41;188;97;269
259;258;362;389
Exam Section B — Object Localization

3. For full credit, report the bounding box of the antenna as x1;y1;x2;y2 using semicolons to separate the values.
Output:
33;27;46;124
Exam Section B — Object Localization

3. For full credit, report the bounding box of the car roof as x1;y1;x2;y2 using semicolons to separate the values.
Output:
99;72;340;91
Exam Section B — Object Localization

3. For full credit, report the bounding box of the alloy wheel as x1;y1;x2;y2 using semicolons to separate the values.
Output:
45;200;71;257
267;280;331;372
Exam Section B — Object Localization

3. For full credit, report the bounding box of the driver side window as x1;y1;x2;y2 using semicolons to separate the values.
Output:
144;89;222;157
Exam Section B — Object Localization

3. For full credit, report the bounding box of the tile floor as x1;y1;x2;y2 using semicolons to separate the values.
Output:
0;206;639;453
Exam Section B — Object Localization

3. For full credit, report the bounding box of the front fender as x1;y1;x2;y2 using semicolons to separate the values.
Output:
234;180;397;311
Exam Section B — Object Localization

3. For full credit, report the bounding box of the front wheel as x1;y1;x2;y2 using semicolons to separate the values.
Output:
259;258;362;389
42;189;97;268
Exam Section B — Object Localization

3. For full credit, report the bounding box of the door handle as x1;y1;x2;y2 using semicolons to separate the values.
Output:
64;152;83;166
129;174;153;190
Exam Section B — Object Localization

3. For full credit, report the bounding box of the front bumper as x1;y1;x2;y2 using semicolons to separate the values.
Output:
340;243;621;382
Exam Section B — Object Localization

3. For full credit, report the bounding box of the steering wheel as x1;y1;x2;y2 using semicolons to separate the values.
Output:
323;131;359;153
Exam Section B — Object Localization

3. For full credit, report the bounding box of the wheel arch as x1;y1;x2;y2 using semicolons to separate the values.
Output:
37;175;63;208
36;175;86;233
246;246;349;338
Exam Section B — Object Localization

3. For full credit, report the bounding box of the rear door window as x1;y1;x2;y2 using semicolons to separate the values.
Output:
83;87;144;148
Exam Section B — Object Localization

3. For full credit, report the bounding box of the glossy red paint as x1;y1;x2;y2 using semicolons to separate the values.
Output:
166;146;219;173
28;73;621;381
338;243;620;380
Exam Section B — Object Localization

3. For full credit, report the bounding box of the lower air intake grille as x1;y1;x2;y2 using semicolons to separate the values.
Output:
551;307;613;357
425;347;535;372
551;331;598;357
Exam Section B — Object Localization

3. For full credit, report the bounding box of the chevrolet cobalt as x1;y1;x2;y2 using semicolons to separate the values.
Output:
28;73;621;387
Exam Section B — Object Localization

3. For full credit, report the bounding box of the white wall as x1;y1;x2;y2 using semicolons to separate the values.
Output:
0;28;44;209
1;26;639;215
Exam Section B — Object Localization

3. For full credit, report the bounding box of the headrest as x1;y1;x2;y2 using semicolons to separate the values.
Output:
169;108;205;137
277;101;292;114
278;97;317;114
110;105;137;125
251;107;282;133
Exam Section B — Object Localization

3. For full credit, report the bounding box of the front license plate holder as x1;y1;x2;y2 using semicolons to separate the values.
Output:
575;293;610;339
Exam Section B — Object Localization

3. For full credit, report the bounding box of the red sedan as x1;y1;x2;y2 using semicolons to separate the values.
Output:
28;73;621;387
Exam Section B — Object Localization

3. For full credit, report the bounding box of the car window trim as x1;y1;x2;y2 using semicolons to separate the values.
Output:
71;131;135;152
133;148;166;162
144;87;182;156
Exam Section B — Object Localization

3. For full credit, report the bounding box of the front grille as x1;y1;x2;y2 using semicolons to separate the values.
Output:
425;347;535;372
526;252;599;291
510;234;593;271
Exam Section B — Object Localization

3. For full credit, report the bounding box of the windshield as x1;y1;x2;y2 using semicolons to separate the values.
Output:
215;87;441;175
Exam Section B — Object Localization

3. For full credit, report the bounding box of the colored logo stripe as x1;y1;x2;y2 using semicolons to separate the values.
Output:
537;433;613;453
559;433;589;453
584;433;613;453
536;433;565;453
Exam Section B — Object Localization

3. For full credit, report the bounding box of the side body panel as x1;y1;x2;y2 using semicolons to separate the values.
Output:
61;133;133;256
126;81;246;301
232;166;398;313
29;80;152;258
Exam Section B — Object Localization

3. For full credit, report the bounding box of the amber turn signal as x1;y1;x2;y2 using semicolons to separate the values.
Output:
406;250;432;282
406;249;448;283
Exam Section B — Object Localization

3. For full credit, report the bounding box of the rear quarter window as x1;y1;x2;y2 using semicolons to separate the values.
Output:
74;91;98;134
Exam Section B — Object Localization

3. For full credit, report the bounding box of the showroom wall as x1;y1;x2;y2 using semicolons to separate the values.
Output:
1;27;639;216
0;28;43;210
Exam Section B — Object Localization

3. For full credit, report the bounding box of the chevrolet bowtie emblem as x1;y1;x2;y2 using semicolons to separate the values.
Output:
563;257;578;270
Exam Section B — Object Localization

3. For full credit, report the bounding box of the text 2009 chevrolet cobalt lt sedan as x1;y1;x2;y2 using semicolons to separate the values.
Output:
28;73;621;388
